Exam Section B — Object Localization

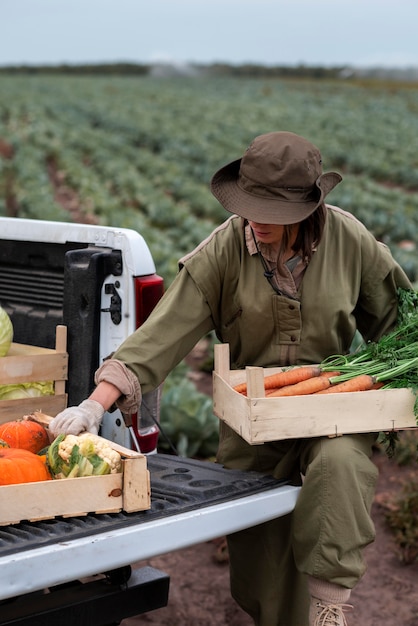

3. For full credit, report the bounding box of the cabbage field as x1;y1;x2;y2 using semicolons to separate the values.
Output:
1;73;418;286
1;73;418;456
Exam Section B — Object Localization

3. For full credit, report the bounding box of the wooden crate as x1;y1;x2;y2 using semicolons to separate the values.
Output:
212;344;418;445
0;436;150;526
0;325;68;423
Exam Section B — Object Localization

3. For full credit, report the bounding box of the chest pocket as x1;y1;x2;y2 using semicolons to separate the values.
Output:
272;295;302;345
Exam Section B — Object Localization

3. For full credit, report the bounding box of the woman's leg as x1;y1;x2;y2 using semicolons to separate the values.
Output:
227;515;310;626
217;426;377;624
293;433;378;587
217;422;310;625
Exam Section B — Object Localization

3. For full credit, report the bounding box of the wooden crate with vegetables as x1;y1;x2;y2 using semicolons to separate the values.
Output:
213;332;418;445
0;321;68;423
0;412;150;525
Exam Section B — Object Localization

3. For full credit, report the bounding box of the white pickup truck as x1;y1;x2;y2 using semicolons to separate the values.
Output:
0;217;299;626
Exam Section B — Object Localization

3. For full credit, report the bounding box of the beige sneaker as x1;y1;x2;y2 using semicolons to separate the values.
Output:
310;598;353;626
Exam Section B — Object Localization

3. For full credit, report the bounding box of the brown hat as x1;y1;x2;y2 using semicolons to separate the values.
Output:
210;131;342;225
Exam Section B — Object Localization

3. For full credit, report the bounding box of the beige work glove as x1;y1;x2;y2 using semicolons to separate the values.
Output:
49;399;105;437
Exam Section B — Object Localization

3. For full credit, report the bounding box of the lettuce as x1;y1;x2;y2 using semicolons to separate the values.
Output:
0;381;54;400
0;307;13;357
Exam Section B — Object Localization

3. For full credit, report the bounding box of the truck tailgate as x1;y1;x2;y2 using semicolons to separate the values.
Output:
0;454;299;601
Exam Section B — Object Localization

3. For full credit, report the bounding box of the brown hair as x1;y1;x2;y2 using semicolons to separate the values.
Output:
288;204;327;262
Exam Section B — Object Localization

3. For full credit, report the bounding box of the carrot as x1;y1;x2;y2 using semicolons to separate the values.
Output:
266;374;333;397
265;370;339;396
233;385;248;395
314;374;376;395
264;365;322;389
233;365;322;395
371;381;385;390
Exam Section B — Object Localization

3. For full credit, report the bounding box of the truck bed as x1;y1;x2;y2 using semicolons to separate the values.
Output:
0;453;300;602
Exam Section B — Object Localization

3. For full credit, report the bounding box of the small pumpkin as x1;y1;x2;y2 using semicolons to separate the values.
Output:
0;448;51;485
0;419;49;454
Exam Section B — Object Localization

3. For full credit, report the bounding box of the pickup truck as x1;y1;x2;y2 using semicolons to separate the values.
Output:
0;217;300;625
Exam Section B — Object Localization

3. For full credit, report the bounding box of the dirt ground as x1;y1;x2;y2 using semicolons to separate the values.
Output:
121;355;418;626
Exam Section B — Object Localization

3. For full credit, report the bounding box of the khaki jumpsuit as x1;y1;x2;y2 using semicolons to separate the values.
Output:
113;206;411;625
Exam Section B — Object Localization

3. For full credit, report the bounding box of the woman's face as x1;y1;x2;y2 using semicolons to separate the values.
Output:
248;221;287;245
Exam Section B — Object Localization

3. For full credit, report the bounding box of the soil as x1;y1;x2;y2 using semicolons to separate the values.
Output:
120;347;418;626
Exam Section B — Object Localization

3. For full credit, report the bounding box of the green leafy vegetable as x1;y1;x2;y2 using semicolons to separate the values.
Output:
0;381;54;400
47;433;119;479
321;287;418;417
47;433;66;475
160;361;219;458
0;306;13;357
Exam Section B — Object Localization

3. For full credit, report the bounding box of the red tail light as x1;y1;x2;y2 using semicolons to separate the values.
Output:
134;274;164;328
132;274;164;454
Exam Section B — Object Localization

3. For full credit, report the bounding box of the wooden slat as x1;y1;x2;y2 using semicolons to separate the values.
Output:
0;396;67;424
1;474;124;525
214;343;231;384
122;456;150;512
246;367;265;398
0;352;67;385
54;325;67;395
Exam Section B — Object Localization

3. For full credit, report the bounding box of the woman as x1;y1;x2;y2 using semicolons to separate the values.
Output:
50;131;411;626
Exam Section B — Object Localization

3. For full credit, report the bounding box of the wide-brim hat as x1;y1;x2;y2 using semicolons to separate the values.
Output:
210;131;342;225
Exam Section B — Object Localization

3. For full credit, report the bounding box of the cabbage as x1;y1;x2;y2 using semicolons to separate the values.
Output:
0;381;54;400
0;306;13;357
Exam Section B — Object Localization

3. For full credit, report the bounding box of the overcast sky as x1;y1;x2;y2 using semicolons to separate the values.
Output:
2;0;418;69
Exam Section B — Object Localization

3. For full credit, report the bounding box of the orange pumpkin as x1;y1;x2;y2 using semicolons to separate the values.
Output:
0;448;51;485
0;419;49;454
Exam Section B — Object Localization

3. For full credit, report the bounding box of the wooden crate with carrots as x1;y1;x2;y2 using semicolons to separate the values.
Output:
0;325;68;423
212;344;418;444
